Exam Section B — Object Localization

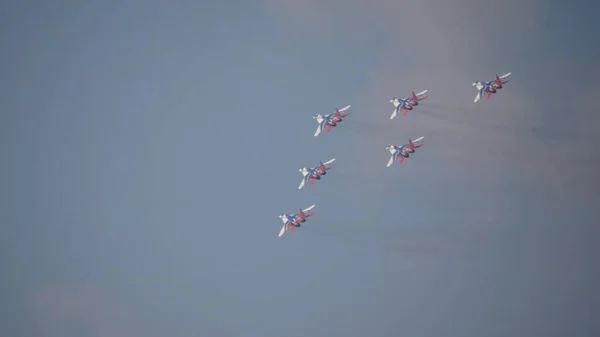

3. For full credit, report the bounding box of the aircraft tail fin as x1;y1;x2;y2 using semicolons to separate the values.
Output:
496;73;511;85
494;74;503;86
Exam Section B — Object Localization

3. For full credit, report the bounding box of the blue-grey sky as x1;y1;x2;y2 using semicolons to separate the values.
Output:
1;1;599;336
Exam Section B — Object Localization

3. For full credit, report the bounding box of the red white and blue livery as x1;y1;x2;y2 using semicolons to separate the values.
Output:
385;136;424;167
389;90;428;119
278;204;316;237
298;158;336;189
313;105;352;136
472;72;511;103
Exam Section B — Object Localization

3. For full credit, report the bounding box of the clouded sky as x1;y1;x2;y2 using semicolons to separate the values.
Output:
1;1;598;336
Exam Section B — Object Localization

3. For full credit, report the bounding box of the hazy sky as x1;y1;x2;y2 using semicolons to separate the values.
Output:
1;1;599;336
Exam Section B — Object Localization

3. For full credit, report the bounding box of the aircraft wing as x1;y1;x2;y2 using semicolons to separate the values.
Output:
302;204;316;213
322;158;336;166
390;106;399;120
298;176;308;190
412;136;424;143
338;105;351;112
314;124;322;137
498;72;511;79
386;154;395;167
278;224;287;237
474;89;483;103
415;89;428;98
